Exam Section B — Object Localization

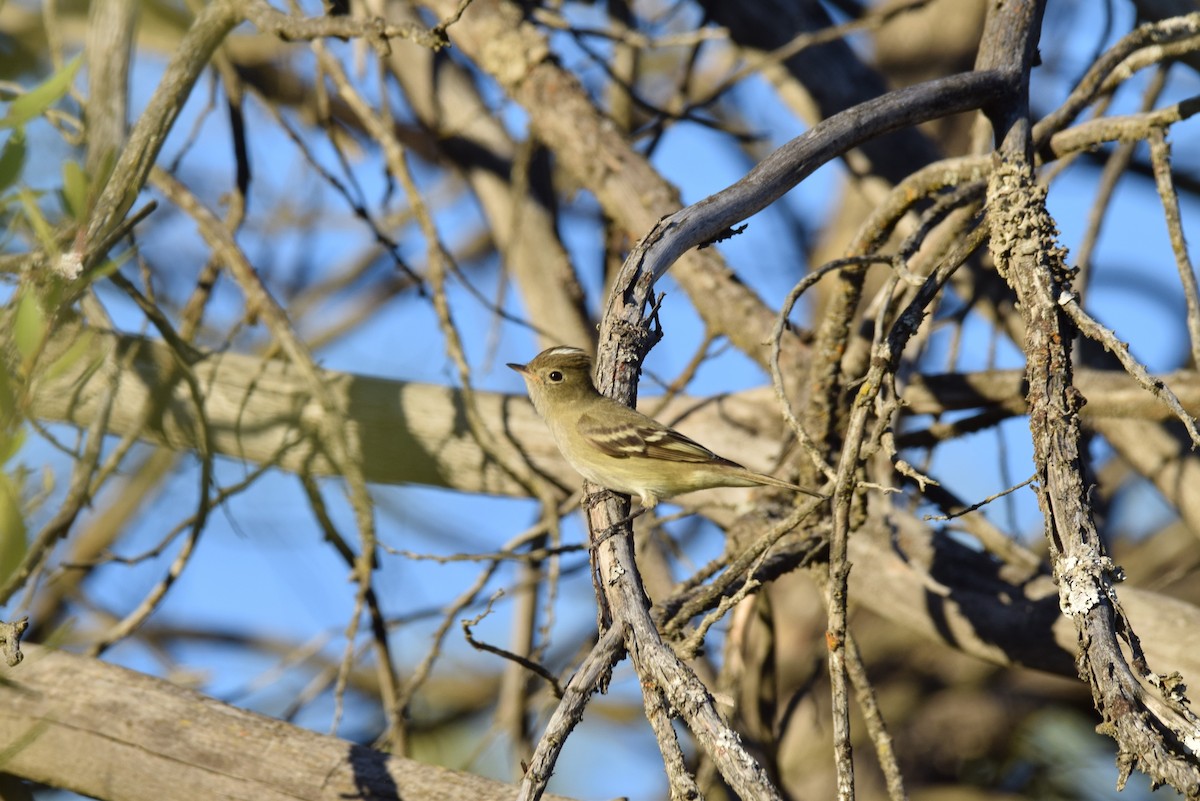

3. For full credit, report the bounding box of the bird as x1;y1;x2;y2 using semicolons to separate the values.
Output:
507;346;824;509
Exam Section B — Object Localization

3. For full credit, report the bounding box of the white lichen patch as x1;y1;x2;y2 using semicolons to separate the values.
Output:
1055;555;1122;617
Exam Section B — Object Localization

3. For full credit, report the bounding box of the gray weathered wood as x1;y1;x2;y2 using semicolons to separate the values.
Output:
0;644;575;801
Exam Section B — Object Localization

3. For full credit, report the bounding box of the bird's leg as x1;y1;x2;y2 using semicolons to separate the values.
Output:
591;505;646;546
580;489;647;547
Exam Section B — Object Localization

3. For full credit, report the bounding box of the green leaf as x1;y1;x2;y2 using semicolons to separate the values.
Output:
0;55;82;129
0;128;25;193
18;187;58;256
0;474;28;587
0;426;25;466
0;363;18;431
60;159;88;220
12;290;47;363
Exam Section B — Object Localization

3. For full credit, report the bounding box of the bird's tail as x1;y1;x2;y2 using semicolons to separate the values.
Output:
741;470;826;500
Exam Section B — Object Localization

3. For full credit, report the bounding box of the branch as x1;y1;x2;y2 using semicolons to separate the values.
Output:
978;0;1200;793
619;70;1008;289
557;22;1012;801
13;320;803;494
241;0;447;50
79;0;243;276
0;645;579;801
15;324;1200;708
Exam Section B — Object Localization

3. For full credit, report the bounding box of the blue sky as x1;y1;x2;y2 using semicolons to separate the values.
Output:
4;1;1199;798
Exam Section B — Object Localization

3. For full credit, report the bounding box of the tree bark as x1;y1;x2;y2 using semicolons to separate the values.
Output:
0;644;577;801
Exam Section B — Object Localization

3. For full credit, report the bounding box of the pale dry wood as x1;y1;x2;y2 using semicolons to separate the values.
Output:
572;10;1004;795
905;368;1200;419
660;494;1200;722
344;9;581;754
83;0;136;175
847;509;1200;683
11;0;1200;796
583;486;786;801
1033;12;1200;149
22;316;1200;532
22;320;1200;530
0;644;577;801
18;320;802;495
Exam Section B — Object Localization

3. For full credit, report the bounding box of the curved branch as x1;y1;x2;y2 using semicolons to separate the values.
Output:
626;70;1010;289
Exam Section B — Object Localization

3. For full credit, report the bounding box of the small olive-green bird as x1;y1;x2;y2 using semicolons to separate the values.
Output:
508;346;823;508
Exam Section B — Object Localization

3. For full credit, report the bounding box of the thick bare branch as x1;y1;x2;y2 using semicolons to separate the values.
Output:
979;0;1200;793
0;645;578;801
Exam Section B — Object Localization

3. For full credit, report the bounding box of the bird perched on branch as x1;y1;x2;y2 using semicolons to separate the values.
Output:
508;346;824;509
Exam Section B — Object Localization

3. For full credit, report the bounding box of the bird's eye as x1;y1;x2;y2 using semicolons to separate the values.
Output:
548;370;564;382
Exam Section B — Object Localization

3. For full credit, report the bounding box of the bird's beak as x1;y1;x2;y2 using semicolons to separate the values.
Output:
506;362;529;376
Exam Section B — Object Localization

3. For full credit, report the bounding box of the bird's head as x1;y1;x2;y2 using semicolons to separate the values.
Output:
507;346;597;411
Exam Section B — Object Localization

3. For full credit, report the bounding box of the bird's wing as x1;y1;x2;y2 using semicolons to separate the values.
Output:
577;406;742;466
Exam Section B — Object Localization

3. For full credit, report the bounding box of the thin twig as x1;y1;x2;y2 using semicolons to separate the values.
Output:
1147;127;1200;369
1058;292;1200;447
845;632;906;801
1032;13;1200;147
924;475;1037;521
770;256;892;484
516;627;625;801
461;592;564;698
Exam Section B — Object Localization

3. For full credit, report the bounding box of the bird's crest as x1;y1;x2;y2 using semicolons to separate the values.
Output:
530;346;593;373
